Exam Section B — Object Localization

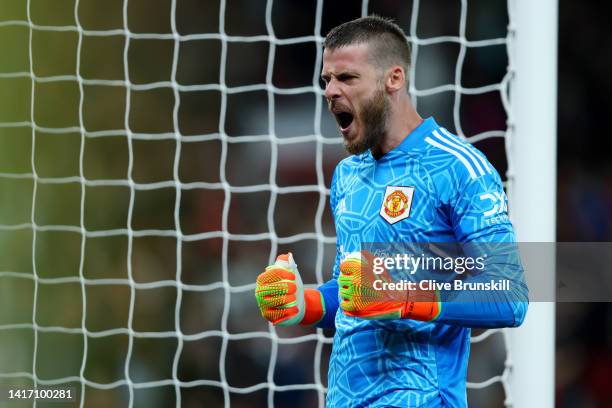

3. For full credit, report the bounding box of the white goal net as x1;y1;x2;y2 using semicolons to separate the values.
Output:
0;0;541;407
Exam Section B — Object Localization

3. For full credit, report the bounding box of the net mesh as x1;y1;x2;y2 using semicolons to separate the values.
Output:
0;0;518;406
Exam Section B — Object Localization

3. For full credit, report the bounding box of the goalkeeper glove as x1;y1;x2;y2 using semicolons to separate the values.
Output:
255;253;325;326
338;251;441;322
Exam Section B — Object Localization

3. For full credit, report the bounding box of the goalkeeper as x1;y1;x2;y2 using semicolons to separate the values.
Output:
255;16;528;408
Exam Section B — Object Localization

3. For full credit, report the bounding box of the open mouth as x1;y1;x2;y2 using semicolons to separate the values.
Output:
334;111;354;130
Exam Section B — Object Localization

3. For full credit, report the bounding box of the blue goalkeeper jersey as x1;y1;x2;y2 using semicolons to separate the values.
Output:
320;117;527;407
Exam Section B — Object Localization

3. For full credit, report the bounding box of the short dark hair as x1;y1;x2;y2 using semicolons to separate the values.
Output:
323;15;411;76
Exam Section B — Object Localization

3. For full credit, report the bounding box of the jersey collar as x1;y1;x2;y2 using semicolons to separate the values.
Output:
357;117;440;162
395;117;439;153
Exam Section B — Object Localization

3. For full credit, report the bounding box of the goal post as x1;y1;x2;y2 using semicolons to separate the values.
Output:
507;0;557;407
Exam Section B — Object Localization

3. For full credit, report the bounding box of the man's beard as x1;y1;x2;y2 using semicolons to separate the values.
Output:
344;89;389;155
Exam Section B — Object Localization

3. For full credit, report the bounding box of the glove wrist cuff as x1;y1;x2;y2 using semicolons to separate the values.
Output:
300;289;325;326
401;290;442;322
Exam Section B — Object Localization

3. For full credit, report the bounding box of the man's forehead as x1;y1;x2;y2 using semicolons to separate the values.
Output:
322;43;372;72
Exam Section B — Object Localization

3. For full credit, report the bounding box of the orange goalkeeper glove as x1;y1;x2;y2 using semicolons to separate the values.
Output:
338;251;441;322
255;253;325;326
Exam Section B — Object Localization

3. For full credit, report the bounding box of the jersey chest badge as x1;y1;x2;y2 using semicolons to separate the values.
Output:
380;186;415;224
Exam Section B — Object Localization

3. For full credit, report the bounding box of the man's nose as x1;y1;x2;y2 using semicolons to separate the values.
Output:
324;79;340;100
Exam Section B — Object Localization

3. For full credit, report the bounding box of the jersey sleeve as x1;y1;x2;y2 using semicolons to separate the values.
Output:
434;152;529;328
450;162;514;243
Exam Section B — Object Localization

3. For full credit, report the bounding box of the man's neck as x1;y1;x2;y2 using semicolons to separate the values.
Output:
374;99;423;159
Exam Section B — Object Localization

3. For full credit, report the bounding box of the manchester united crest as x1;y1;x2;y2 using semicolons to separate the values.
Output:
380;186;414;224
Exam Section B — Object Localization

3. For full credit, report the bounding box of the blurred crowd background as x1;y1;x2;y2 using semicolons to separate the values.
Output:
556;1;612;407
0;0;610;407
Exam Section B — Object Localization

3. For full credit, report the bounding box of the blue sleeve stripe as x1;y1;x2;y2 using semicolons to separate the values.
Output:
440;128;492;175
425;136;479;179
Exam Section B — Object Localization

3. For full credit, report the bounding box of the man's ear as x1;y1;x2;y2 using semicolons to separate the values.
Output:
385;66;406;93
